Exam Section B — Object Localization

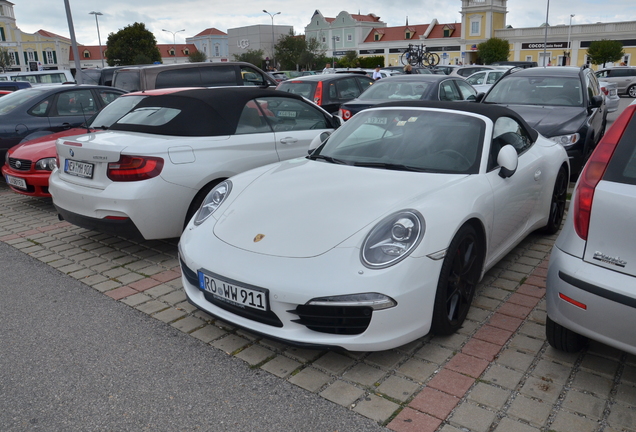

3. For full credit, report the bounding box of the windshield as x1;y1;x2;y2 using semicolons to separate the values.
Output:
88;95;147;129
313;108;484;174
484;76;583;107
357;80;431;101
0;88;49;115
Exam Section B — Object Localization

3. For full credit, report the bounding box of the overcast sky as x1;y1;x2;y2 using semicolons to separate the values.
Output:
12;0;636;46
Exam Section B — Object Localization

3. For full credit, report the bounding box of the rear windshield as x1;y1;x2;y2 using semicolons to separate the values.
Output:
358;81;431;101
89;95;147;129
277;81;316;98
113;70;141;92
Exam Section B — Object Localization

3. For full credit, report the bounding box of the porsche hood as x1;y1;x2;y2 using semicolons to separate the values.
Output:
212;159;462;258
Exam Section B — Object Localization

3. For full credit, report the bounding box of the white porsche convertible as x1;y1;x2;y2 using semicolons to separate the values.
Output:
179;101;569;351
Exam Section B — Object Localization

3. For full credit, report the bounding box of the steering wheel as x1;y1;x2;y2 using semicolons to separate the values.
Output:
438;149;471;167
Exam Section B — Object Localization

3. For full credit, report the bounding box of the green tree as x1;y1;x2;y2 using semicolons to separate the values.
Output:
477;37;510;65
233;49;265;68
188;50;207;63
338;51;360;68
587;39;624;67
104;22;161;66
0;46;14;72
358;56;385;68
299;37;327;70
275;30;306;70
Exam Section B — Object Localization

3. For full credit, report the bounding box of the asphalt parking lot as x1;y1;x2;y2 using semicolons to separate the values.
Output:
1;98;635;432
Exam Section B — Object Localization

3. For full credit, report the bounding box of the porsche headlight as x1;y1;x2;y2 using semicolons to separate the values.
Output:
549;133;580;148
35;158;57;171
193;180;232;225
361;210;424;268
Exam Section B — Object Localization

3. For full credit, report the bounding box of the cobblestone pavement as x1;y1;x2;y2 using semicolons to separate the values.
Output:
1;180;635;432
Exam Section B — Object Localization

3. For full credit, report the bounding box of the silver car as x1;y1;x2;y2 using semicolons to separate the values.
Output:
546;99;636;355
595;67;636;97
599;80;620;113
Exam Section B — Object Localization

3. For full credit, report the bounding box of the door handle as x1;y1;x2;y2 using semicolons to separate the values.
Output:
279;137;298;145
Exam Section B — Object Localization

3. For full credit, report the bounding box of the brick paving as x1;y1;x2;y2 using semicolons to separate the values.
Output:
1;181;636;431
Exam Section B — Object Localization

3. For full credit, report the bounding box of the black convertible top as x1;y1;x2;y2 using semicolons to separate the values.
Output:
376;100;539;142
108;87;309;137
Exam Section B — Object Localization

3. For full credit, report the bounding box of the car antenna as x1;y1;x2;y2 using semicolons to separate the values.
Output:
79;101;91;133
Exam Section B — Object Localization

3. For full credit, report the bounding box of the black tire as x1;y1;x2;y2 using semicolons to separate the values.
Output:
541;166;568;235
431;224;484;335
546;316;587;353
183;180;223;229
628;84;636;98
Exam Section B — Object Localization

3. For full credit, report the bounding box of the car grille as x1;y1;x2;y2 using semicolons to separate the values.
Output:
8;158;32;171
179;258;283;328
289;305;373;335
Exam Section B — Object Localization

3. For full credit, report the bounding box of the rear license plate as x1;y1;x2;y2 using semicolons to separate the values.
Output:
198;270;268;311
64;159;94;179
5;175;27;190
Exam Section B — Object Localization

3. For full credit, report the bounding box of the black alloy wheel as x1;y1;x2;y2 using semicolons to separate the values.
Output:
431;224;484;335
542;166;568;235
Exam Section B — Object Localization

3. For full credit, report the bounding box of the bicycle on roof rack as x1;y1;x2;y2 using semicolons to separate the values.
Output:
400;44;440;68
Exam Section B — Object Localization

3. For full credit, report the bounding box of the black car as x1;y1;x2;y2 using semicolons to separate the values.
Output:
338;75;478;120
0;85;127;161
276;73;374;115
481;65;606;176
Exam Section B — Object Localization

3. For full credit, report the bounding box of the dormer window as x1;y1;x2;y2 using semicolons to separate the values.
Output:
83;50;90;58
373;30;384;41
405;32;411;39
443;25;455;38
169;48;175;56
184;48;189;55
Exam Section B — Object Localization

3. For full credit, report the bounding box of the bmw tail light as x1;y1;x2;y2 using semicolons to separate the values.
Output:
313;81;323;106
340;108;352;120
573;105;635;239
107;155;164;182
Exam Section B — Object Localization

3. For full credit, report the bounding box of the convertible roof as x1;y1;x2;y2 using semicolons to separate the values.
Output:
375;100;539;142
108;87;308;137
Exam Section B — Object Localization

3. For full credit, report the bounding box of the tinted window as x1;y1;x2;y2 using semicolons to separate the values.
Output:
258;97;328;131
52;89;98;116
439;80;461;101
156;68;203;88
113;70;141;92
201;66;238;87
609;68;636;77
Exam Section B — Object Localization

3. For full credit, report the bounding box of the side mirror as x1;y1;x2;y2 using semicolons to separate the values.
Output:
497;144;518;178
475;92;485;103
333;116;344;129
589;95;603;108
308;131;331;154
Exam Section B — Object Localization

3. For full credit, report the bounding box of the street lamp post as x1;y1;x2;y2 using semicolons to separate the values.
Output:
89;11;105;68
162;28;185;63
566;14;575;66
263;10;280;70
542;0;550;67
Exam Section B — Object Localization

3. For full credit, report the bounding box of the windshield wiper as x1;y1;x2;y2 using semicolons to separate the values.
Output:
307;154;348;164
91;125;109;130
352;161;429;172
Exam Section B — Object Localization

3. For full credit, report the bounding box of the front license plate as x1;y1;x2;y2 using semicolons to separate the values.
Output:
198;270;268;311
64;159;94;179
5;174;27;190
277;110;297;118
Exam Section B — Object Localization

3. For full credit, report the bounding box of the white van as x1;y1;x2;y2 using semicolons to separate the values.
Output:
5;70;75;86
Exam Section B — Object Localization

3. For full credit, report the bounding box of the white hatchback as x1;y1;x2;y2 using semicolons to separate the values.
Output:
49;87;339;240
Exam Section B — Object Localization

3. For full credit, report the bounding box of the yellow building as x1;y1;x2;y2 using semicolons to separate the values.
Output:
0;1;72;72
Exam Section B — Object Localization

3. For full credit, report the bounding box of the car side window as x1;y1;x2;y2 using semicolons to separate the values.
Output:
52;90;98;117
241;66;267;86
455;80;478;100
256;97;329;132
355;76;374;91
328;83;338;100
487;71;504;84
466;72;486;85
98;90;122;105
235;101;273;135
439;80;461;101
489;116;533;170
28;96;53;116
585;71;601;100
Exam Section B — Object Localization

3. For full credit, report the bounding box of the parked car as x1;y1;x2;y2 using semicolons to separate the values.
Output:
339;75;478;120
0;80;32;92
481;65;606;177
598;80;620;113
6;70;75;86
49;87;341;240
2;88;178;197
111;62;277;92
490;61;538;69
384;66;433;75
546;99;636;355
465;69;506;93
268;72;288;83
594;66;636;97
432;65;461;75
81;66;138;87
0;85;126;162
449;65;508;78
178;101;569;351
276;73;374;115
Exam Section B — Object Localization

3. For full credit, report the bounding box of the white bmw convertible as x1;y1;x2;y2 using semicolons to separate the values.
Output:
179;101;569;351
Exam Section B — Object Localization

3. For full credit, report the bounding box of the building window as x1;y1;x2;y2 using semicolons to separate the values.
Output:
184;48;189;55
27;51;35;61
169;48;175;56
374;34;380;41
405;32;411;39
322;37;326;43
443;29;451;37
470;16;482;36
83;50;90;58
347;34;352;41
525;55;533;62
0;27;5;42
46;51;55;64
11;51;19;65
215;44;220;57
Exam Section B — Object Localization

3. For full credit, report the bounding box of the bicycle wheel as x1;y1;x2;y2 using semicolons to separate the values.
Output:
400;52;409;66
425;53;440;67
410;53;420;67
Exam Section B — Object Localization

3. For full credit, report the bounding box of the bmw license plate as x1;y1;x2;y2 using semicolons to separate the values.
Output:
64;159;94;179
5;175;27;190
198;270;268;311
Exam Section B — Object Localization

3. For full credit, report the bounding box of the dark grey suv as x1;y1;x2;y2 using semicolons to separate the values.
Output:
481;65;606;177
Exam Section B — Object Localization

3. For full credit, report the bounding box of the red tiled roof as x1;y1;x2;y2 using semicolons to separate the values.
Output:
192;28;227;37
71;44;198;61
325;18;335;23
363;22;461;43
37;29;70;42
351;14;382;22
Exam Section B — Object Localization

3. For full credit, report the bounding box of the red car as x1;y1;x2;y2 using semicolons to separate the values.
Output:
2;88;195;197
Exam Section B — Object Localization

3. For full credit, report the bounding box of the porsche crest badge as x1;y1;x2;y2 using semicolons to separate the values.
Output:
253;234;265;242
